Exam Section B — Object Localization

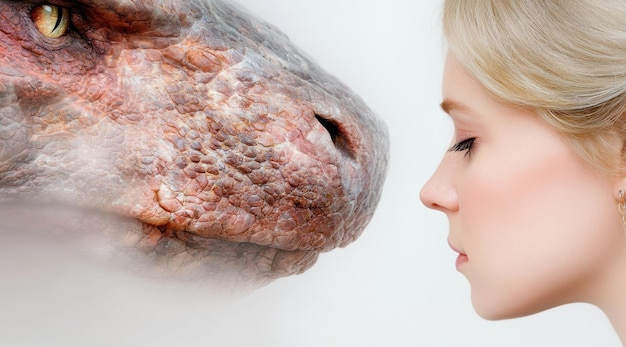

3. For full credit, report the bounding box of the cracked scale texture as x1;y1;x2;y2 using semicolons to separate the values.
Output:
0;0;389;289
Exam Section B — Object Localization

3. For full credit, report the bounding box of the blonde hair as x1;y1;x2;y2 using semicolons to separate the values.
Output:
442;0;626;174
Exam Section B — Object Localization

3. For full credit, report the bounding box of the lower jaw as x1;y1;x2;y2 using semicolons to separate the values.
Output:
0;203;319;290
132;223;321;287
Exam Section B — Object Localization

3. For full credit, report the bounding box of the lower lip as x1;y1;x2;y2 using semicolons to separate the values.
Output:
455;254;468;269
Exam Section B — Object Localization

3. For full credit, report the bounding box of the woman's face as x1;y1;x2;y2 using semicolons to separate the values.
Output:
420;53;626;319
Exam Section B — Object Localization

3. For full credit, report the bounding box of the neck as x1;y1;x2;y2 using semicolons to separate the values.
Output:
593;250;626;345
603;303;626;345
602;291;626;345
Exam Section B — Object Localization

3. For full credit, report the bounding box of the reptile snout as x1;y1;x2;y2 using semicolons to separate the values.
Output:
0;0;389;288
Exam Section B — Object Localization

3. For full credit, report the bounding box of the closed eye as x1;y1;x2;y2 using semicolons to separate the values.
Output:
448;137;476;157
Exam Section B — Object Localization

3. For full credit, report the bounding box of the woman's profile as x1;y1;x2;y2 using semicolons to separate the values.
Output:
420;0;626;343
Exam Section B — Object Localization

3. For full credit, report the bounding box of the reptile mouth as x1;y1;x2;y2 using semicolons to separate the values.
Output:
133;222;320;285
0;201;319;287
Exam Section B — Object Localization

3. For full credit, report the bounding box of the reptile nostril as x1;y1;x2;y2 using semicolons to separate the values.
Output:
315;114;355;159
315;114;339;143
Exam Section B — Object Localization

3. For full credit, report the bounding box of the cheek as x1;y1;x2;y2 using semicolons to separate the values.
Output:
459;146;622;318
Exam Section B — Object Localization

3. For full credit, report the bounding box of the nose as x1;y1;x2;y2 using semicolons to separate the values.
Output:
419;157;458;213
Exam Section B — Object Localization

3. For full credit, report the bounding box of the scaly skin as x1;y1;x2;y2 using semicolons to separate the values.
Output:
0;0;389;288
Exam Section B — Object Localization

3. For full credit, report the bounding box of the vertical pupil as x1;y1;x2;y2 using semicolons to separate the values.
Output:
52;7;64;32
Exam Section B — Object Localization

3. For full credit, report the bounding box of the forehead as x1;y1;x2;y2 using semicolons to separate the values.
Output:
441;53;516;120
442;54;479;105
441;54;487;117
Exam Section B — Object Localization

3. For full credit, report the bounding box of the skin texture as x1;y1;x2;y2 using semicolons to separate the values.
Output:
0;0;389;289
420;54;626;325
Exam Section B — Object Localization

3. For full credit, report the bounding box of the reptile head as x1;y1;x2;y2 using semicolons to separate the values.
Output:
0;0;389;288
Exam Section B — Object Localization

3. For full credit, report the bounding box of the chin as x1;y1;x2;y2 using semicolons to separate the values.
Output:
473;305;524;321
470;289;555;321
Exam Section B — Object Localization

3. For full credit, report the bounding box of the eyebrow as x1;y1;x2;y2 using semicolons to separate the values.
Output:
439;99;473;116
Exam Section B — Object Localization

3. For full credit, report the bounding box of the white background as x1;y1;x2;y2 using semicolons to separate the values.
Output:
1;0;621;346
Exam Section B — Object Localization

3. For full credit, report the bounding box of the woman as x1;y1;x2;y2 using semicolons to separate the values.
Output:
420;0;626;343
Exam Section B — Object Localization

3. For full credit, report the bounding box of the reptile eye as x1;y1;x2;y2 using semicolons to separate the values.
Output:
31;4;70;38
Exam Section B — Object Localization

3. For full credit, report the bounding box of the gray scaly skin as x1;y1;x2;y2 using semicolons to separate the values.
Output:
0;0;389;288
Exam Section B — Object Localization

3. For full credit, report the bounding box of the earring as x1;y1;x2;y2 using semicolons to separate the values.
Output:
618;190;626;225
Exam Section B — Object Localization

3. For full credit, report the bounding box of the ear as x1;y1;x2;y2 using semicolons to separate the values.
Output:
616;183;626;201
611;164;626;196
609;132;626;197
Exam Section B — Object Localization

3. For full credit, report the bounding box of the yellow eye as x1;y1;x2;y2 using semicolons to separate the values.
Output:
31;5;70;38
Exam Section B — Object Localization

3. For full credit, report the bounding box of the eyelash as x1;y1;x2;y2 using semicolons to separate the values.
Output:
449;137;476;157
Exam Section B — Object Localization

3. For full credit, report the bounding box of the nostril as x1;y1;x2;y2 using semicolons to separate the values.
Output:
315;114;339;144
315;114;355;159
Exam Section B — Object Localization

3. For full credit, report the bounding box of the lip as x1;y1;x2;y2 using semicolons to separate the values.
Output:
455;253;468;269
447;238;468;270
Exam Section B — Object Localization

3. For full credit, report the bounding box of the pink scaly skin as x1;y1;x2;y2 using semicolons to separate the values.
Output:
0;0;389;289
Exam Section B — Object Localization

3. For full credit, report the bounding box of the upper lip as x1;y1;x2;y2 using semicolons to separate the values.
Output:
447;238;466;255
